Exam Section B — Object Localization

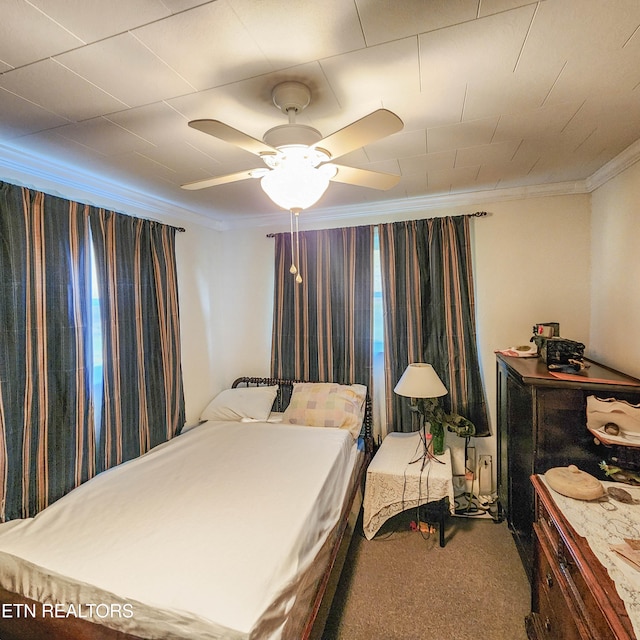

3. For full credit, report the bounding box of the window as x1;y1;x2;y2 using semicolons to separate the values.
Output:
372;228;386;440
90;241;103;440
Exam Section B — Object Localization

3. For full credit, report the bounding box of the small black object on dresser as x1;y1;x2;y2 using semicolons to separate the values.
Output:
495;353;640;580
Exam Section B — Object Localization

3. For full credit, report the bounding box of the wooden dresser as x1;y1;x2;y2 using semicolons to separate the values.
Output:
527;475;636;639
496;354;640;579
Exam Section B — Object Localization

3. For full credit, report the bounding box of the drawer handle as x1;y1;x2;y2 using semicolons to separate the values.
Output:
545;572;553;588
544;617;552;632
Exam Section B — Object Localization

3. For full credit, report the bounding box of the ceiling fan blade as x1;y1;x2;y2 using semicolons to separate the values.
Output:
330;164;400;190
181;169;261;191
313;109;403;160
188;119;277;156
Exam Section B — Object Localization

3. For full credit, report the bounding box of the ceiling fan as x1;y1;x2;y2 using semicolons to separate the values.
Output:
181;81;404;211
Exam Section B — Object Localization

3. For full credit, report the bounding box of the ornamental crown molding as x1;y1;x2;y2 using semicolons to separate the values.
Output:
0;144;224;232
585;138;640;192
228;180;590;231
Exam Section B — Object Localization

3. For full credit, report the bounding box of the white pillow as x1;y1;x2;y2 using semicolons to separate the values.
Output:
241;412;284;424
200;385;278;422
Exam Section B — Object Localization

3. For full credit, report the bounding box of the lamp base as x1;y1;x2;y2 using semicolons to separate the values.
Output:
409;428;445;470
430;423;445;456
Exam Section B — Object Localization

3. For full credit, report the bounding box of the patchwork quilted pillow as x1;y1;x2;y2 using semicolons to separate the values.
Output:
282;382;367;439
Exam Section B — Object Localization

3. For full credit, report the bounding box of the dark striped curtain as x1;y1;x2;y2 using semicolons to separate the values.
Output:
271;226;373;388
0;183;95;521
90;210;185;472
0;181;185;521
379;215;489;436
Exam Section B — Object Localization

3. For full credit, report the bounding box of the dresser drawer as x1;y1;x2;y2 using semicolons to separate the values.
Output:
558;537;616;639
536;497;560;554
534;523;581;640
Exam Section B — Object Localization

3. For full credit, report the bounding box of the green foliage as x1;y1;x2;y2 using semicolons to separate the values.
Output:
411;397;476;438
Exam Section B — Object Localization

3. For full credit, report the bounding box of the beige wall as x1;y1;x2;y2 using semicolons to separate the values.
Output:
471;195;591;458
172;220;225;426
590;161;640;379
175;223;275;425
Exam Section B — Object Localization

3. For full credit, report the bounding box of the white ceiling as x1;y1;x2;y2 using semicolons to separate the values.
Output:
1;0;639;228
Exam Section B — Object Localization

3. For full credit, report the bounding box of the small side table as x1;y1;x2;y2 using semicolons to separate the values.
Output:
363;431;454;545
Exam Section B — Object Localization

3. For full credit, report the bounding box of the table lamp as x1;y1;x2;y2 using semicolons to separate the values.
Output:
394;363;448;463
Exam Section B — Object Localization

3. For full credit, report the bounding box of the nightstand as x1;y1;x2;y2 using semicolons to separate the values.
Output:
363;431;454;545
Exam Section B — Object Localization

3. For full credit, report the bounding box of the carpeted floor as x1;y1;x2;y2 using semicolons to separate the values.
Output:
322;509;531;640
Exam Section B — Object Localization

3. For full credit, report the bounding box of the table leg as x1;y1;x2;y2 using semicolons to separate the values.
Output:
419;498;448;547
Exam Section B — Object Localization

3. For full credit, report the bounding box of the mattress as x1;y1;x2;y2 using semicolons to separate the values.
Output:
0;420;360;639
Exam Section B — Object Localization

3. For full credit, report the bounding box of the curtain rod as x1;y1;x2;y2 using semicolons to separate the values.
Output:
265;211;488;237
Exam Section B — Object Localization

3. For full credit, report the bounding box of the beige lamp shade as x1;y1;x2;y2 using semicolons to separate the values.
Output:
394;363;448;399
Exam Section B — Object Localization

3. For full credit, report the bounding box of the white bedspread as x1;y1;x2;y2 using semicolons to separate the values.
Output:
0;421;358;639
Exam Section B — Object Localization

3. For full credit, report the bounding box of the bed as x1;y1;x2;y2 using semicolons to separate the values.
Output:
0;377;373;640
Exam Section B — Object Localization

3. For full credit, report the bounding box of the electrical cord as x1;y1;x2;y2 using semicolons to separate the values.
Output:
454;454;500;519
416;449;435;539
455;436;479;516
380;435;443;539
371;439;422;541
454;493;490;516
404;434;438;539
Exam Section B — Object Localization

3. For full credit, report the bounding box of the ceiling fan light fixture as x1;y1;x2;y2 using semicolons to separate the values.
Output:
260;145;333;211
260;166;330;211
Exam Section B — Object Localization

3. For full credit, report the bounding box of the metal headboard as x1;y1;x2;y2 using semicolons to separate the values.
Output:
231;377;374;453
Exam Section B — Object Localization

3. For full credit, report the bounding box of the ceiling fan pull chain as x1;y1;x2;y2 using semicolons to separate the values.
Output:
289;209;298;277
294;209;302;284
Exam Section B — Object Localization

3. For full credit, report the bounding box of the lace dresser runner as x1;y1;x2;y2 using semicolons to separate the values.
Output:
363;431;454;540
541;476;640;638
